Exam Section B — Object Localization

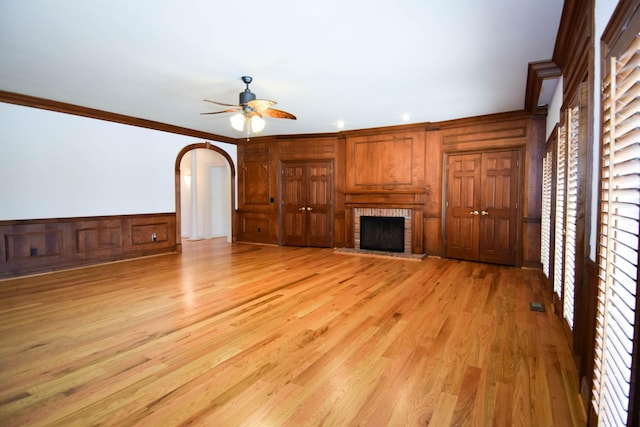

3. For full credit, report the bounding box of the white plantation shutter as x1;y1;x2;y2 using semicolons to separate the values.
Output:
593;32;640;426
541;151;553;279
564;106;580;330
554;124;567;299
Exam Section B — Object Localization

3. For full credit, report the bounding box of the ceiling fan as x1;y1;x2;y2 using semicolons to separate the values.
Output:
202;76;296;135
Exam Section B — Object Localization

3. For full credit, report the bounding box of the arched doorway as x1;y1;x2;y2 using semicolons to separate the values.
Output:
174;142;236;252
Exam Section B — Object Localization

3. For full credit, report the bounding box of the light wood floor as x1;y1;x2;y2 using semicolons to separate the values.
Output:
0;239;586;426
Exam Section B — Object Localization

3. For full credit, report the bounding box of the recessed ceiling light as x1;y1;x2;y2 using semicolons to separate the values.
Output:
401;113;411;122
336;120;345;129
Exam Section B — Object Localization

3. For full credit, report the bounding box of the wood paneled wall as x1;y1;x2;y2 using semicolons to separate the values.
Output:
552;0;597;416
426;113;545;267
238;111;545;267
0;213;177;278
236;135;342;245
344;128;426;254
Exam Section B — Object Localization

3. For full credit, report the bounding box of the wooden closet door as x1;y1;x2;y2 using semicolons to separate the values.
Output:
478;151;519;265
281;161;332;247
282;163;306;246
445;153;482;261
306;162;332;247
445;150;520;266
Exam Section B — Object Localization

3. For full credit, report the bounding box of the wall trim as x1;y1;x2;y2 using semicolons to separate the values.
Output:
0;90;238;145
524;60;561;115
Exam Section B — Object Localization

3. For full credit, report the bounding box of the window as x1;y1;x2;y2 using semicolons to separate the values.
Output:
564;105;580;330
554;124;567;301
592;31;639;426
551;98;583;333
541;150;553;279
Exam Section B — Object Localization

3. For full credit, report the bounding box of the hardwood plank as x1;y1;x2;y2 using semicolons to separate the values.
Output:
0;239;586;426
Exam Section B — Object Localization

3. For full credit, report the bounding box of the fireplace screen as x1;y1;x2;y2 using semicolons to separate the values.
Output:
360;216;405;253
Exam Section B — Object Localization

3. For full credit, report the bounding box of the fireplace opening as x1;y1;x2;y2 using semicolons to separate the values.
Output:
360;216;405;253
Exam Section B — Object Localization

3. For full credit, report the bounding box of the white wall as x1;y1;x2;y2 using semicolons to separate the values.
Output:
208;166;231;238
0;102;236;221
546;75;564;141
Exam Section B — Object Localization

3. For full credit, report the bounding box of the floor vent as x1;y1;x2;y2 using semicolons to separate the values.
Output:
530;302;545;312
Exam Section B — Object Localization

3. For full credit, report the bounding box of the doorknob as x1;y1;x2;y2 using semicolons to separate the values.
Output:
469;210;479;215
306;207;313;211
298;207;306;211
481;210;489;215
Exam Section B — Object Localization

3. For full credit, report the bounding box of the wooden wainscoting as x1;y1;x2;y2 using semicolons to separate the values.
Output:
0;213;177;278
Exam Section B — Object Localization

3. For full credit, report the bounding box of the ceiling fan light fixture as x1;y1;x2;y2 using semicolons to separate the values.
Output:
250;115;265;133
230;112;266;134
230;113;245;131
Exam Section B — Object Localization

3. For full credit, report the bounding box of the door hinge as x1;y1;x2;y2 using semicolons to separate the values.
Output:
446;201;449;208
515;202;518;208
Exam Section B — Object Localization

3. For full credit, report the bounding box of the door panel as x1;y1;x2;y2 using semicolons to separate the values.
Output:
445;150;519;266
282;164;306;246
446;154;481;260
307;163;332;247
281;161;333;247
478;151;518;265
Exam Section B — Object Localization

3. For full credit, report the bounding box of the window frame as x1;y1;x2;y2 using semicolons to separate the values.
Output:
592;3;640;424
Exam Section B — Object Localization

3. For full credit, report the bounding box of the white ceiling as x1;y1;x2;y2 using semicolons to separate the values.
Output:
0;0;563;139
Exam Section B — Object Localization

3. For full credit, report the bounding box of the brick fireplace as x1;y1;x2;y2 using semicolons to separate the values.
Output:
344;190;425;255
353;208;412;254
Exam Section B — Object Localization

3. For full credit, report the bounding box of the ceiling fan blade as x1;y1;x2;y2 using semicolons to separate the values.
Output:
262;108;297;120
248;99;276;112
200;108;239;115
204;99;239;107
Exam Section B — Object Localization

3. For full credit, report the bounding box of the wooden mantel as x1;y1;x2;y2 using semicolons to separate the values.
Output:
344;190;426;208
